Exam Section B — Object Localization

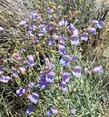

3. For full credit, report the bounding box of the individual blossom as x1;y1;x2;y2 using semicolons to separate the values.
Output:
16;87;26;96
59;55;71;67
73;28;79;37
71;35;80;46
91;20;105;29
68;23;75;31
87;27;96;35
18;20;27;27
48;38;55;46
27;55;35;68
61;72;71;83
0;26;4;32
60;83;68;93
38;73;50;89
38;24;47;36
0;75;11;83
72;66;81;78
72;55;78;63
81;32;88;41
46;71;55;83
58;44;67;55
58;19;68;26
47;108;58;116
28;30;35;37
26;104;36;116
31;12;41;20
28;82;35;89
91;65;103;74
27;92;39;104
29;25;37;32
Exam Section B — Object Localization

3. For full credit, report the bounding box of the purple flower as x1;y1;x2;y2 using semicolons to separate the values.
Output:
31;12;41;20
28;30;34;37
29;25;36;32
68;23;75;31
47;108;58;116
71;36;80;46
28;82;35;89
27;55;35;67
16;87;26;96
72;56;78;63
48;39;55;46
58;44;67;55
38;24;47;36
58;20;68;26
0;26;4;32
87;27;96;35
91;65;103;74
27;93;39;104
81;32;88;41
73;28;79;36
62;72;71;83
38;74;50;89
26;104;36;116
46;71;55;83
18;20;27;27
72;66;81;78
60;83;68;93
0;76;11;83
60;55;71;66
91;20;105;29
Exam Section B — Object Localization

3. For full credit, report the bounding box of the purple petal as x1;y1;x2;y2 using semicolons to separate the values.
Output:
26;104;36;115
16;87;26;96
27;93;39;104
0;76;11;83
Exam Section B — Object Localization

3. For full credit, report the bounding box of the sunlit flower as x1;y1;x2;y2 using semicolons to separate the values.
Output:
81;32;88;41
91;65;103;74
27;55;35;67
26;104;36;116
87;27;96;35
72;66;81;78
91;20;105;29
28;82;35;89
62;72;71;83
60;83;68;93
60;55;71;66
0;75;11;83
16;87;26;96
38;24;47;36
68;23;75;31
31;12;41;20
71;36;80;46
38;74;50;89
73;28;79;36
46;71;55;83
58;44;67;55
18;20;27;27
27;92;39;104
47;108;58;116
59;20;68;26
0;26;4;32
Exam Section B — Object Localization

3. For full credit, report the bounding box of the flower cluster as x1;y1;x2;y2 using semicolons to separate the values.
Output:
0;1;105;116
